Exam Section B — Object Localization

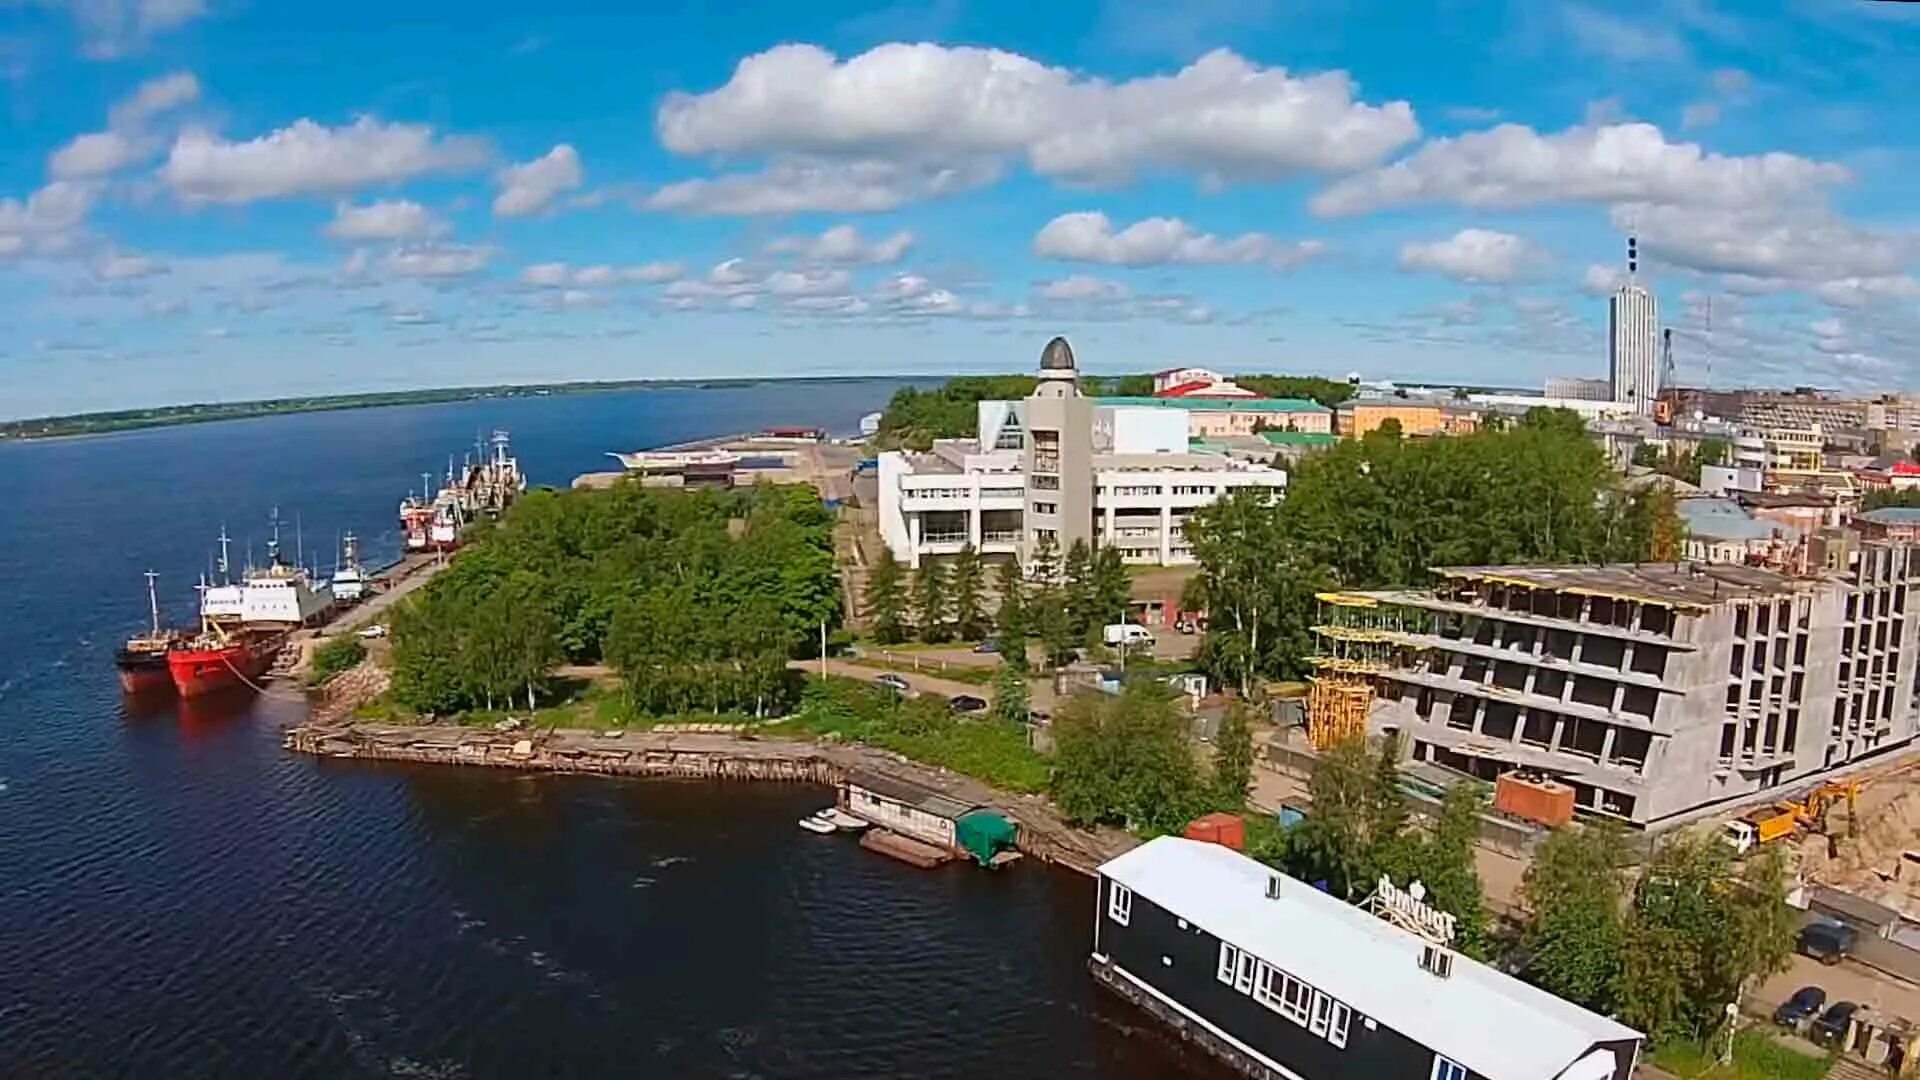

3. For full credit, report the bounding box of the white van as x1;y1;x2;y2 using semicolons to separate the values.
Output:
1103;623;1155;648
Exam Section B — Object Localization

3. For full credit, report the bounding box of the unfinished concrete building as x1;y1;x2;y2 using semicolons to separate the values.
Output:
1312;549;1920;827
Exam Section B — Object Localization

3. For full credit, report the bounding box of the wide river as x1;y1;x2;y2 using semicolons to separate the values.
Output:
0;382;1225;1078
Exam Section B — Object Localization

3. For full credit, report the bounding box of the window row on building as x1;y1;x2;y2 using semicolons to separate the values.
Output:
1216;942;1354;1050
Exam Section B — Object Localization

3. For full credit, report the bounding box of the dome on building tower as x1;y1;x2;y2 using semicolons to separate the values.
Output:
1039;336;1076;372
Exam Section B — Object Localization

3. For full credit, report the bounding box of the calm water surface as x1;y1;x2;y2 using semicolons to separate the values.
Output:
0;383;1223;1078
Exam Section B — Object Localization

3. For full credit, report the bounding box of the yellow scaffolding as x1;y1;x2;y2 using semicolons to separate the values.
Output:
1304;592;1436;751
1306;676;1373;751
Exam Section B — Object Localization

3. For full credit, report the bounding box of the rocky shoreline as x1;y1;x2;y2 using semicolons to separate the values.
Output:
284;714;1137;875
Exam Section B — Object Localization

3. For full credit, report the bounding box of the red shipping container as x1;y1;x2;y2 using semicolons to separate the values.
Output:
1494;773;1576;828
1183;812;1246;851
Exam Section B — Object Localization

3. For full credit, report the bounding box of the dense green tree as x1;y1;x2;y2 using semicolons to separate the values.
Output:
1211;701;1255;809
1631;442;1662;468
1051;682;1204;834
1184;489;1327;691
950;543;986;640
1187;409;1672;693
990;662;1030;726
1287;735;1376;897
1403;784;1489;958
389;482;836;717
866;549;909;645
1619;836;1795;1043
1865;487;1920;511
1031;587;1076;670
1231;375;1356;409
993;558;1030;673
913;558;951;644
1063;539;1096;639
1090;546;1131;639
875;376;1042;449
1518;823;1629;1016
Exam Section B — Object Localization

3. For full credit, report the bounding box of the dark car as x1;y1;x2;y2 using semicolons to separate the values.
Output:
1773;986;1827;1029
873;673;911;694
972;639;1000;654
1812;1001;1858;1046
1798;919;1858;965
949;694;989;714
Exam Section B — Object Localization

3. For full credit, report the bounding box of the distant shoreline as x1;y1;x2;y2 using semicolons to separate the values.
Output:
0;375;921;442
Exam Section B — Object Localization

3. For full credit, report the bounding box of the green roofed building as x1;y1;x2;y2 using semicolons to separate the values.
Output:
1095;396;1332;440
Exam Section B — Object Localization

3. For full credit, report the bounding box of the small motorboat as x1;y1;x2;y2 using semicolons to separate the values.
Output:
820;808;871;832
798;812;837;834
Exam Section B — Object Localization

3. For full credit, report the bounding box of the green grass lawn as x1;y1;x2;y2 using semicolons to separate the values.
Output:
1648;1030;1829;1080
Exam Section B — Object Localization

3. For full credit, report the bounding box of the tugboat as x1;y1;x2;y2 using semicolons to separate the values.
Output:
114;570;184;695
329;532;369;604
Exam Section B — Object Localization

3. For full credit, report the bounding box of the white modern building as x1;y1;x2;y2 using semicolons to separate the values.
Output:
878;338;1289;569
1609;266;1661;417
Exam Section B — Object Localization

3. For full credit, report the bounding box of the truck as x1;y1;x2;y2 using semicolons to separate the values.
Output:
1103;623;1154;648
1723;803;1803;854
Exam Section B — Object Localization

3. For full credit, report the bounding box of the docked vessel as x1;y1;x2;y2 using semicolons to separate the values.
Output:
329;533;369;603
399;431;525;553
167;625;285;698
114;570;184;695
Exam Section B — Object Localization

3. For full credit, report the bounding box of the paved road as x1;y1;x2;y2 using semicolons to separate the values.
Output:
1756;950;1920;1023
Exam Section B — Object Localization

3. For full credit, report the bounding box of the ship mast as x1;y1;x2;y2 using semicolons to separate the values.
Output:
144;570;162;636
217;525;231;583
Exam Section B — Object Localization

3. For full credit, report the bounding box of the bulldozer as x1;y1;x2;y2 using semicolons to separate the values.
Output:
1722;780;1861;855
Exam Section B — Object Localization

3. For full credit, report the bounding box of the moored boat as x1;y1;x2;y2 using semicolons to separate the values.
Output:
115;571;184;695
167;628;285;698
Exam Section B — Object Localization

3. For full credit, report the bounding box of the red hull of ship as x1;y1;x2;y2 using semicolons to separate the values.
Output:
168;635;280;698
117;663;175;695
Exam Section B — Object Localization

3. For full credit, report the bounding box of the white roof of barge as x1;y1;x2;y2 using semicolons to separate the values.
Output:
1099;837;1640;1080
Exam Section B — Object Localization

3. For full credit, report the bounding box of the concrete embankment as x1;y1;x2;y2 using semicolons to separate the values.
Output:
283;720;1136;875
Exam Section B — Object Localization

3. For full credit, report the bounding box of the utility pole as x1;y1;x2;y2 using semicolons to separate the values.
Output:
819;619;829;679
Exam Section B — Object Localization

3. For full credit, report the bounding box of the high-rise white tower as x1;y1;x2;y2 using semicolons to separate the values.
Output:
1609;236;1661;417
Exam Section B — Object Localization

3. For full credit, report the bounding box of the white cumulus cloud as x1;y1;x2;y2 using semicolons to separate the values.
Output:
54;0;209;59
1038;274;1131;301
382;243;495;278
765;223;913;264
519;260;683;288
1033;211;1323;269
49;71;200;180
1313;122;1846;217
493;144;583;218
323;199;447;240
1581;263;1629;297
646;158;997;216
160;117;492;204
657;43;1416;188
0;181;93;254
1397;228;1538;284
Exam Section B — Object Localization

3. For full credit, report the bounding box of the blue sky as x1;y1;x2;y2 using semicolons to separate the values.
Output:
0;0;1914;418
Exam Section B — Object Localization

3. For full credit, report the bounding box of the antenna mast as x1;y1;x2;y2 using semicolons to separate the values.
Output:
144;570;162;636
217;525;231;583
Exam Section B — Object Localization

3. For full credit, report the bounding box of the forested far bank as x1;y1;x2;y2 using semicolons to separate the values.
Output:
388;481;839;717
1184;407;1680;693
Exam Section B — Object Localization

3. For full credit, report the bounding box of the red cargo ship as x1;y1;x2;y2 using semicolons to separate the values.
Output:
167;628;285;698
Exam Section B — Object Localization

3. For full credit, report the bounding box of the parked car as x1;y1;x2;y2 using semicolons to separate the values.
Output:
873;673;911;693
1175;619;1198;635
1102;623;1154;647
949;695;989;714
1773;986;1827;1029
1798;919;1858;965
356;624;388;639
972;638;1000;654
1812;1001;1858;1046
